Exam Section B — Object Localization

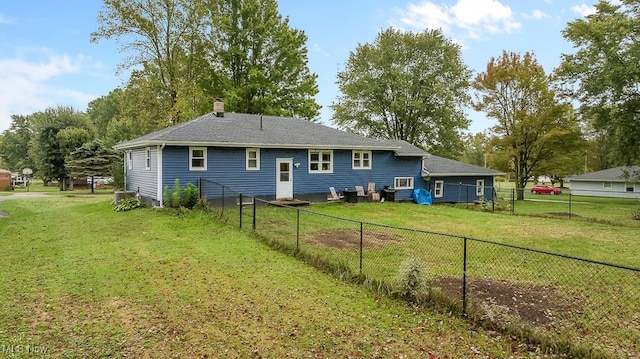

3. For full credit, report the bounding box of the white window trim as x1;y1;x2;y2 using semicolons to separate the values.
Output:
246;148;260;171
352;150;372;170
127;151;133;170
145;147;151;171
308;149;333;173
189;147;207;171
476;179;485;196
394;177;414;190
603;181;612;189
434;180;444;198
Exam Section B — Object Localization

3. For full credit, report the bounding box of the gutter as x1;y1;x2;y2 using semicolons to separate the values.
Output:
114;140;401;152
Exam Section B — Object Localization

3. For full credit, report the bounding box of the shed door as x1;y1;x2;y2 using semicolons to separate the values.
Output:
276;158;293;200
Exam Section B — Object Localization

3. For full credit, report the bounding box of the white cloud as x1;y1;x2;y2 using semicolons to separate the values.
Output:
525;9;551;20
389;0;521;45
310;43;331;58
0;13;15;24
572;3;596;17
0;49;97;132
392;1;452;32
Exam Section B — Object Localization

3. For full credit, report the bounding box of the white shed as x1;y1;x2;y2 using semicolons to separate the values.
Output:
565;166;640;198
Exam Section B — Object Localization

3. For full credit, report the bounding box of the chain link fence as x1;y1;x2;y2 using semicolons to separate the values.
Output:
198;178;640;358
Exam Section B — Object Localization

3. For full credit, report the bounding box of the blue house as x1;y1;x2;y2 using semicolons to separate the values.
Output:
421;154;505;203
114;105;502;205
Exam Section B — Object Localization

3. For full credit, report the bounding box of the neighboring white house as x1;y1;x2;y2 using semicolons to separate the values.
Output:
565;166;640;198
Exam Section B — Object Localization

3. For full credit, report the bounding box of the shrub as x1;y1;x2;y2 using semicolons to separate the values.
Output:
181;183;199;209
110;160;125;190
396;258;429;301
171;179;181;208
163;185;171;207
164;179;200;209
192;197;211;211
113;197;146;212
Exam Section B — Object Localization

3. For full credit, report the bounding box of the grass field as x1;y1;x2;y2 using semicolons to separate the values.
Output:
0;194;567;358
238;199;639;358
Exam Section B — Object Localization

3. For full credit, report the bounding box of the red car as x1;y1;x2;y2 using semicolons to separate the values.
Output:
530;184;562;195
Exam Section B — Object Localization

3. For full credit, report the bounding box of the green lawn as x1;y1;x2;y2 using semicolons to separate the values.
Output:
243;200;639;358
0;195;562;358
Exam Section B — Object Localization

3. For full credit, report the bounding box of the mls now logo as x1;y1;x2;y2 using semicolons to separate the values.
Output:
2;344;48;354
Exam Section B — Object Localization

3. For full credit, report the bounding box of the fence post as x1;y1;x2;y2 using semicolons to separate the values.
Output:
296;209;300;253
492;187;495;212
511;188;515;215
569;191;572;219
359;222;363;275
252;197;256;231
462;236;468;315
239;194;243;229
198;178;202;199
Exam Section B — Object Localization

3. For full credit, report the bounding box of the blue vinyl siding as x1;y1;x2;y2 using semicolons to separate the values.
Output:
158;146;427;201
426;176;495;203
125;147;158;199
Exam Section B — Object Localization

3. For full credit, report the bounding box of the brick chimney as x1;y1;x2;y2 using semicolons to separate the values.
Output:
213;99;224;117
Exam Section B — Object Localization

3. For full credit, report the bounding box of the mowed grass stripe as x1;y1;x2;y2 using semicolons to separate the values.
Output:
0;196;550;358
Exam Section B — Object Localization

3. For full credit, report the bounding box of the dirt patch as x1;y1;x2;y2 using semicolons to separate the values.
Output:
431;277;574;327
312;229;403;250
0;210;9;218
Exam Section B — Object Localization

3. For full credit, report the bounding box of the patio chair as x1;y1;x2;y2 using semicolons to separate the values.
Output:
355;185;367;202
327;187;344;201
366;182;380;201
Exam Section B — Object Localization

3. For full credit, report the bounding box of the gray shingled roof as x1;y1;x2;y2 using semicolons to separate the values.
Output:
423;154;505;176
565;166;640;182
114;112;412;152
376;139;430;157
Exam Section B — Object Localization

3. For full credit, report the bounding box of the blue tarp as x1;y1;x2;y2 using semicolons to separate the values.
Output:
413;188;432;205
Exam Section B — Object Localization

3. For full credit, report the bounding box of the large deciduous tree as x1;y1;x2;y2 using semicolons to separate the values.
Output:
557;0;640;168
460;132;491;168
28;107;97;189
332;28;471;158
91;0;210;126
209;0;320;119
473;51;583;200
91;0;320;128
0;115;36;172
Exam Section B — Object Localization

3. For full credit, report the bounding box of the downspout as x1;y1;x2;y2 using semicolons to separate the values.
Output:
123;151;128;193
157;143;165;207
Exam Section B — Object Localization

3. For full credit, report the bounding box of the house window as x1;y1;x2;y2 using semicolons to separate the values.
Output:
127;151;133;170
246;148;260;170
309;150;332;173
190;147;207;171
394;177;414;190
352;150;371;169
603;181;612;189
476;179;485;196
626;183;634;192
145;148;151;170
434;180;444;198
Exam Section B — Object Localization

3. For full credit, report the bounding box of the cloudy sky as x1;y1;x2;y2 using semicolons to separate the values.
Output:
0;0;597;133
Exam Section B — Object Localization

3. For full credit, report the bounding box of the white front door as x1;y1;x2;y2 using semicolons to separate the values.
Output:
276;158;293;200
